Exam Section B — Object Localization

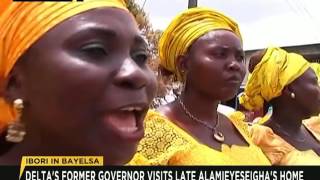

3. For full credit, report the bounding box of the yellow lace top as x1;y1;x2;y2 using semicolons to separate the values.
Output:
135;110;270;165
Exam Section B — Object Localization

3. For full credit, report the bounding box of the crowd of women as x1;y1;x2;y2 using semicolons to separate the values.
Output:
0;0;319;165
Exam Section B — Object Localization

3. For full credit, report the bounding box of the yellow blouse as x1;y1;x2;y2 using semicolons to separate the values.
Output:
136;110;270;165
249;124;320;165
256;114;320;142
303;116;320;142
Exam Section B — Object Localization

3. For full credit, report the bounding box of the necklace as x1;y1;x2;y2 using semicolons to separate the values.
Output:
273;123;306;142
178;98;224;143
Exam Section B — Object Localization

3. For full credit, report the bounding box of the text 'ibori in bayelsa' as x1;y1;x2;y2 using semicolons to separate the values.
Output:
25;157;100;165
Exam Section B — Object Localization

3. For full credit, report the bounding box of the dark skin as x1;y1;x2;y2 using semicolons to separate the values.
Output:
248;49;266;73
0;8;157;165
251;51;320;155
159;30;247;150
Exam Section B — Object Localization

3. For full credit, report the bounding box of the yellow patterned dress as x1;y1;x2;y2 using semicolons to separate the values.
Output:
249;114;320;165
136;110;270;165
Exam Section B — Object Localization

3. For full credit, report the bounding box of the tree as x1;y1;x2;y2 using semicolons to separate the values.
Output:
125;0;169;102
125;0;159;69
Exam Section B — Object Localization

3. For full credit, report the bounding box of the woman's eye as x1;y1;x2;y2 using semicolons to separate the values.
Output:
236;55;245;63
212;50;227;59
217;52;227;57
81;43;108;59
132;52;149;65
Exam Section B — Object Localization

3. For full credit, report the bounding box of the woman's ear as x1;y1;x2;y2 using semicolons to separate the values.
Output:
176;54;189;74
283;84;296;99
3;65;26;103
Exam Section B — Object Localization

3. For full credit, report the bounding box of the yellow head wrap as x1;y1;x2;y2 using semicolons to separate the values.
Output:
158;7;242;81
310;62;320;82
0;0;128;130
239;47;310;111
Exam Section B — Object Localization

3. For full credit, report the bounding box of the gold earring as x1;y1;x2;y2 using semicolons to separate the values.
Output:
290;92;295;99
6;99;26;143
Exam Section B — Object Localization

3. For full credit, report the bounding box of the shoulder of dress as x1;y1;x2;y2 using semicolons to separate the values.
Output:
228;111;251;138
228;111;246;122
303;116;320;142
137;109;192;164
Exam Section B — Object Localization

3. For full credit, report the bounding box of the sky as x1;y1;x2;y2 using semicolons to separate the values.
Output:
136;0;320;50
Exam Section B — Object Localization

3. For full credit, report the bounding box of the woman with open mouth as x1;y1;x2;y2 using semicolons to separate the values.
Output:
0;0;156;165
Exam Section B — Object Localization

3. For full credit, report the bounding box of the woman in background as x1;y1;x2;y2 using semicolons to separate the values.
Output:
240;47;320;164
137;7;270;165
